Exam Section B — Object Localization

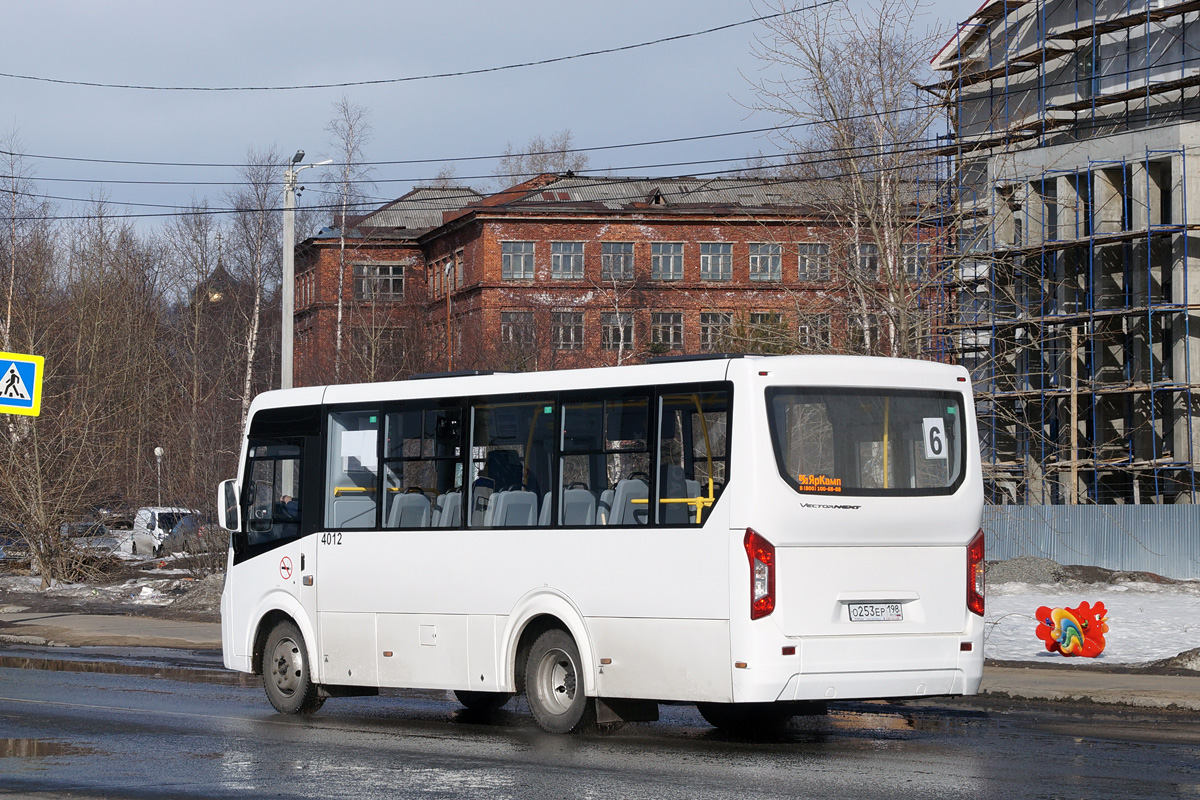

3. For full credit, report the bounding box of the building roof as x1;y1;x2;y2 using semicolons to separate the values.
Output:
344;186;485;232
486;174;824;211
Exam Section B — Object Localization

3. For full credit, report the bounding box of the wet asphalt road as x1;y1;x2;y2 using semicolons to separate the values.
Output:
0;648;1198;799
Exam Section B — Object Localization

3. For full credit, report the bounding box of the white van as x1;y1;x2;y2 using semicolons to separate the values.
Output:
130;507;193;556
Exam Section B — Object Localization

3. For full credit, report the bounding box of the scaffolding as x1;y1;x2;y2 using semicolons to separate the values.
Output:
931;0;1200;503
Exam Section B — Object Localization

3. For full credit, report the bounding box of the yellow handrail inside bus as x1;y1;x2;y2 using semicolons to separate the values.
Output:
882;396;890;490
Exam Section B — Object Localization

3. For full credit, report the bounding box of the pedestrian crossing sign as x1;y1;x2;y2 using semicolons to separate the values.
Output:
0;351;43;417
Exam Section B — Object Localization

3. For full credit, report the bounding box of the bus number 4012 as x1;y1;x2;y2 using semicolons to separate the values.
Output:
320;532;342;546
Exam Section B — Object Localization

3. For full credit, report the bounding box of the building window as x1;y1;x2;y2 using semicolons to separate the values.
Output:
797;243;830;281
601;242;634;281
853;243;879;278
651;242;684;281
700;243;732;281
552;311;584;350
501;241;535;280
699;312;732;351
501;311;535;347
601;312;634;351
798;313;832;350
455;248;465;287
749;243;782;281
902;242;930;278
651;312;683;350
551;241;585;280
354;262;405;301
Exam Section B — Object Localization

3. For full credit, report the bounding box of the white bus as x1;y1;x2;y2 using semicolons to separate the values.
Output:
218;354;984;733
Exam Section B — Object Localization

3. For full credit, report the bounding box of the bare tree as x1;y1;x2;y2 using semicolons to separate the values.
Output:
493;130;590;188
225;147;283;430
747;0;951;360
325;97;375;382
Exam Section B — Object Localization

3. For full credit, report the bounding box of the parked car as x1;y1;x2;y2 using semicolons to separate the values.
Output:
0;526;28;563
61;522;126;555
159;513;219;555
130;507;194;557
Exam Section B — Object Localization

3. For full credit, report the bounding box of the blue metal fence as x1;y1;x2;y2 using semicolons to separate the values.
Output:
984;505;1200;580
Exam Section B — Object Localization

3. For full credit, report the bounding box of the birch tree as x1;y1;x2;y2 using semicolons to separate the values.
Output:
325;97;375;382
225;147;283;429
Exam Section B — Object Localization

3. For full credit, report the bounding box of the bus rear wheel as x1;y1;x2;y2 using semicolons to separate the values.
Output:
454;690;512;712
525;629;596;733
263;620;324;715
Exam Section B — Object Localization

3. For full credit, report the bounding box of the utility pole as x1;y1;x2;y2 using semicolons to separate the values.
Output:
281;151;332;390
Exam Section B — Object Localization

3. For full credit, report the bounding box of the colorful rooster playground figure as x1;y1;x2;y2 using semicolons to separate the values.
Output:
1035;601;1109;658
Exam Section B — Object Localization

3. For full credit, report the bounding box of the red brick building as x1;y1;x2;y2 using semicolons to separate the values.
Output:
293;174;944;386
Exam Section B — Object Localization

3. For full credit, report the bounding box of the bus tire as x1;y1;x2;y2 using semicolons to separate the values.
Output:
696;702;793;735
525;629;596;734
263;620;324;715
454;690;512;712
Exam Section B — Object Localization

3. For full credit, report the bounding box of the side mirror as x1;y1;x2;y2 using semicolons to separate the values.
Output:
218;479;241;532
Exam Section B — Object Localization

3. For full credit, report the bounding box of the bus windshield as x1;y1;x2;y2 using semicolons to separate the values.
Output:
767;387;965;497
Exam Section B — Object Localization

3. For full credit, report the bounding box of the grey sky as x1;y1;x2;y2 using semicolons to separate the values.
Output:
3;0;971;228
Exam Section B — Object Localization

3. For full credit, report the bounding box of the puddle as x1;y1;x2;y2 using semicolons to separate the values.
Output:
0;654;255;687
0;738;98;758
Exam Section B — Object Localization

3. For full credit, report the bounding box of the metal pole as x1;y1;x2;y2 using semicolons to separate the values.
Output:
445;261;453;372
1070;326;1078;504
282;166;297;390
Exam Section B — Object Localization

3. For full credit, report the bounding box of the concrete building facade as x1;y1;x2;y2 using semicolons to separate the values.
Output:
931;0;1200;504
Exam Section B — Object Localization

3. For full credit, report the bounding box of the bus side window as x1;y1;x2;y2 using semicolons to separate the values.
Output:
471;400;555;528
326;411;380;529
383;406;464;529
657;390;729;526
243;444;303;547
559;395;648;526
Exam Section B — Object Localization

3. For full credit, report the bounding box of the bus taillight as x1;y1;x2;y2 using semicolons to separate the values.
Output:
744;529;775;620
967;529;985;617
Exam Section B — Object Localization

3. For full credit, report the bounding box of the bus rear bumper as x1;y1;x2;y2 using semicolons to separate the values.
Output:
777;667;979;702
731;631;984;703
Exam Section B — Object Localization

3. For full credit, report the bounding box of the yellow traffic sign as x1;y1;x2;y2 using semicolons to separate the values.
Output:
0;351;43;417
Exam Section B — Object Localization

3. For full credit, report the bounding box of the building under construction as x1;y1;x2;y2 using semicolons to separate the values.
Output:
930;0;1200;504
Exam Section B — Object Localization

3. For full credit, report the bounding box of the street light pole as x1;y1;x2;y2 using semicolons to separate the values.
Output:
282;151;332;390
153;446;164;506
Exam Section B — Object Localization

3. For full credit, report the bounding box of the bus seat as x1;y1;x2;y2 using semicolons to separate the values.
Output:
430;494;444;526
562;487;596;526
609;478;648;525
388;492;431;528
539;492;552;526
597;489;614;524
437;491;462;527
332;497;375;528
487;490;538;527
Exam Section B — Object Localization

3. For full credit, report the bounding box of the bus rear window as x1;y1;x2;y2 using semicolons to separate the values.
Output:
766;388;965;496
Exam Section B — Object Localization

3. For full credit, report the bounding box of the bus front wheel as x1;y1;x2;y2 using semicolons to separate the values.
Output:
525;629;596;733
263;620;324;715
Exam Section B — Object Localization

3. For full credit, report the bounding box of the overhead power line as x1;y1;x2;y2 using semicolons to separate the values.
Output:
0;1;841;93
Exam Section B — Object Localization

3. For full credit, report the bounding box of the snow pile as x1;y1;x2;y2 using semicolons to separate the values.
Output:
985;557;1200;665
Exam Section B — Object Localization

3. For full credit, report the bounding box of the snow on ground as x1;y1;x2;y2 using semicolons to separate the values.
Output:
986;579;1200;665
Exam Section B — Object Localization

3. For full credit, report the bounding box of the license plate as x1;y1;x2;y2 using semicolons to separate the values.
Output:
848;602;904;622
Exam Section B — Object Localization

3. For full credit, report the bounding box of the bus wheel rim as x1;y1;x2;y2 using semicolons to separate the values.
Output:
270;637;303;697
536;648;576;715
